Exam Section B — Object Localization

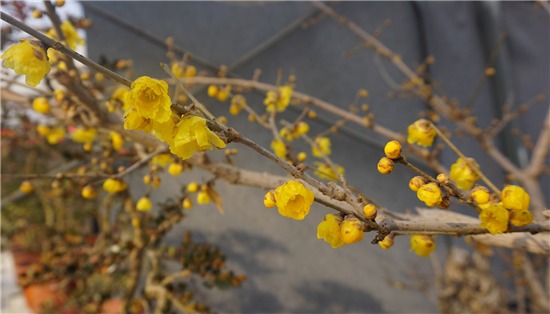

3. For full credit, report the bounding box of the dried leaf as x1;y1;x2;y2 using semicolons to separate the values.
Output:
207;187;224;215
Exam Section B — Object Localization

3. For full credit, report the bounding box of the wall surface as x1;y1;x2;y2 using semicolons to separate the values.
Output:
84;2;549;313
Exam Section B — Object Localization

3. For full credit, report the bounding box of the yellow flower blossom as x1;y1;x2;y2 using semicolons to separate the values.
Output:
317;214;345;249
314;162;344;182
501;185;530;212
340;218;364;244
103;178;127;193
152;154;172;167
1;39;51;87
407;119;436;147
124;108;154;133
279;122;309;141
417;183;442;207
112;87;130;110
509;210;533;227
270;139;287;159
312;137;331;157
109;131;124;150
71;127;97;143
410;235;436;258
170;115;226;160
32;97;51;114
479;203;509;235
197;191;211;204
127;76;172;123
264;86;292;112
449;158;480;191
45;127;66;144
46;21;85;50
273;181;315;220
136;197;152;211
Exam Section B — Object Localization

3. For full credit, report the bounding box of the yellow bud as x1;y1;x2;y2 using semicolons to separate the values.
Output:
297;122;309;135
36;124;51;136
81;185;97;199
83;142;92;152
361;104;369;111
150;165;159;172
501;185;530;211
471;186;490;204
410;235;436;258
100;161;108;170
177;94;188;104
197;191;211;204
95;72;104;81
19;180;34;194
143;174;152;184
363;204;377;220
297;152;307;162
307;110;317;119
264;191;277;208
183;198;193;209
379;233;394;249
32;97;51;114
340;218;364;244
207;85;219;97
131;219;141;228
384;140;402;159
55;1;65;7
485;67;495;76
187;182;199;193
80;72;90;80
185;65;197;77
509;210;533;227
217;90;229;102
359;89;369;97
409;176;426;192
152;177;161;189
218;116;228;124
136;197;152;211
377;157;395;174
417;183;442;207
168;163;184;176
436;173;448;183
248;114;256;122
32;10;43;18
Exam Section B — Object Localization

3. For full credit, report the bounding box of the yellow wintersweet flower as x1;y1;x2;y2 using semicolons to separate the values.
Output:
109;131;124;150
45;127;66;144
449;158;480;191
479;203;509;235
270;139;287;159
317;214;345;249
384;140;402;159
127;76;172;123
46;21;85;50
124;108;154;133
264;86;292;112
1;39;51;87
264;191;277;208
377;157;395;174
509;210;533;227
273;180;315;220
197;191;211;204
71;127;97;143
501;185;530;211
279;122;309;141
410;235;436;258
112;87;130;110
170;115;226;160
340;217;364;244
407;119;436;147
151;154;172;167
152;115;177;145
136;197;152;211
379;234;394;249
417;183;442;207
103;178;127;193
312;137;331;157
32;97;51;113
314;162;344;182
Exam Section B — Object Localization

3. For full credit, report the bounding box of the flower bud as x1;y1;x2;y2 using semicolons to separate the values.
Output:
417;183;442;207
183;198;193;209
438;194;450;209
409;176;426;192
168;163;184;176
218;116;228;124
363;204;377;220
33;97;51;114
81;185;97;199
377;157;395;174
501;185;530;211
307;110;317;119
197;191;211;204
136;197;152;212
143;174;152;184
471;186;490;205
407;119;436;147
264;191;277;208
379;233;395;249
152;176;161;189
340;217;364;244
297;152;307;162
384;140;402;159
410;235;436;258
19;180;34;194
217;90;229;102
32;10;43;18
187;182;199;193
436;173;448;183
509;210;533;227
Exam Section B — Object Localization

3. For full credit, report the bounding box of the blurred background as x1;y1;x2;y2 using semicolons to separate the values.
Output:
2;1;549;313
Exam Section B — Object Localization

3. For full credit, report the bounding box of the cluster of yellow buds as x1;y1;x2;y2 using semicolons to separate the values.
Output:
36;125;66;145
207;85;231;102
171;62;196;79
478;185;533;234
407;119;436;147
123;76;226;161
378;141;403;174
449;158;481;190
263;181;315;220
317;214;365;248
264;86;293;112
229;95;246;115
279;122;310;141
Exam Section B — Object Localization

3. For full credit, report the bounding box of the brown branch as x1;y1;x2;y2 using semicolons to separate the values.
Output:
524;105;550;177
